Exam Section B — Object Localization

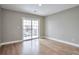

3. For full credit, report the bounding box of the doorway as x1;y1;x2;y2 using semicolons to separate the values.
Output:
23;19;39;40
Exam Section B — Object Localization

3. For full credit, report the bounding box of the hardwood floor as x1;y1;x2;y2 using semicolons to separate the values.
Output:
0;39;79;55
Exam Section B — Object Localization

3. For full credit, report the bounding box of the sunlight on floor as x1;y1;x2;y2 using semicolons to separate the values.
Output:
21;39;39;55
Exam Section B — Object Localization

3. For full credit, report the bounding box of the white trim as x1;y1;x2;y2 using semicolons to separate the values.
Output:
45;36;79;48
0;40;23;46
1;36;79;48
0;39;38;47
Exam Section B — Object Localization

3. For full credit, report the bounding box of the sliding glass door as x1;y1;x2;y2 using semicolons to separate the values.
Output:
32;20;38;39
23;19;39;40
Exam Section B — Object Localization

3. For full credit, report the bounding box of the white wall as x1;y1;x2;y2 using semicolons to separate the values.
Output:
0;8;2;43
2;9;44;43
45;6;79;45
40;17;45;38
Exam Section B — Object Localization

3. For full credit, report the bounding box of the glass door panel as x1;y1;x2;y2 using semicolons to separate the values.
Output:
23;19;31;40
23;19;39;40
32;20;38;39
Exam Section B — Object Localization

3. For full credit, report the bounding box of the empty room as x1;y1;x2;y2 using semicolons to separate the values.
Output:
0;4;79;55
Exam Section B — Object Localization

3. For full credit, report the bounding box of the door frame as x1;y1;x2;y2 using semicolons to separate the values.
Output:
22;17;40;40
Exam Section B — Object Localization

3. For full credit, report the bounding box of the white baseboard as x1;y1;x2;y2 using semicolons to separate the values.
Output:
45;36;79;48
0;38;38;47
0;40;23;46
0;37;79;48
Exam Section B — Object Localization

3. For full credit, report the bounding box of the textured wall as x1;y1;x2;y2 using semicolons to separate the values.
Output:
45;6;79;45
0;8;2;43
2;9;44;43
0;8;1;43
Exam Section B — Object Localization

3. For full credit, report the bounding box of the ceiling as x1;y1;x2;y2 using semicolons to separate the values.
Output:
0;4;78;16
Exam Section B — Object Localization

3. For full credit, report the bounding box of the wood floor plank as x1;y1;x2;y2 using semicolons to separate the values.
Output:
0;39;79;55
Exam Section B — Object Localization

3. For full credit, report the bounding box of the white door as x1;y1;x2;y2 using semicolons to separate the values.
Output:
23;19;39;40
